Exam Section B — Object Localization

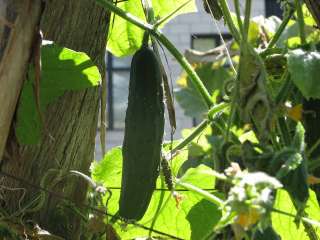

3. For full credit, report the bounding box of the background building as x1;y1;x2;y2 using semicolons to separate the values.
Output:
94;0;281;159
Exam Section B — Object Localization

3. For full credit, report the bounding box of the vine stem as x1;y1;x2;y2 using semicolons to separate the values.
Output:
243;0;252;42
218;0;241;43
233;0;244;36
271;207;320;228
166;102;229;158
295;0;307;45
262;10;294;55
95;0;213;108
175;180;224;206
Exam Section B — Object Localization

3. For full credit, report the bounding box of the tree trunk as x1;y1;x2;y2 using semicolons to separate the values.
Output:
1;0;109;239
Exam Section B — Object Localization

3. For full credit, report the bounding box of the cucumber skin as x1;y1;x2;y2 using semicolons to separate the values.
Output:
119;47;164;221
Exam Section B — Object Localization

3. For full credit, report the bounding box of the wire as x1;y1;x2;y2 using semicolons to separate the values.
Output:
0;170;183;240
205;0;237;74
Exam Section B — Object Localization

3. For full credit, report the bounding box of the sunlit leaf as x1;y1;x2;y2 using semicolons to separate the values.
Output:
16;43;101;145
91;147;222;239
107;0;197;57
272;190;320;239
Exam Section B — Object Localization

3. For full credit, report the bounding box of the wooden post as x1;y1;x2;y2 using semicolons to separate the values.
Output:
0;0;42;159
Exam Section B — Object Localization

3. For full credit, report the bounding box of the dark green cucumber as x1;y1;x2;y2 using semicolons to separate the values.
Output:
119;46;164;221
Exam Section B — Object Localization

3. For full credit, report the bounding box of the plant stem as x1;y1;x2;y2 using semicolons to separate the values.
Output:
277;117;291;146
275;70;292;105
308;157;320;171
156;34;213;107
243;0;252;42
295;0;307;45
208;102;229;119
170;119;209;154
219;0;241;43
271;207;320;228
175;180;224;206
96;0;213;108
168;103;229;157
233;0;244;36
262;10;293;54
307;137;320;158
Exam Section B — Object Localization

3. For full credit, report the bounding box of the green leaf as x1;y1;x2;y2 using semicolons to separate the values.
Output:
107;0;146;57
287;49;320;99
186;199;221;240
175;86;208;118
272;189;320;239
175;63;232;118
180;164;216;189
16;43;101;145
91;147;222;239
91;147;122;187
107;0;197;57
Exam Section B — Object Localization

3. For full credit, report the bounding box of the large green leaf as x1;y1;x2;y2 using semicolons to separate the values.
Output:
107;0;197;57
16;43;101;145
91;147;222;239
287;49;320;99
272;189;320;239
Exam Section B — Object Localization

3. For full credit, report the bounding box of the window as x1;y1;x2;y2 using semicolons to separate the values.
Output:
191;34;232;53
106;54;132;130
265;0;282;18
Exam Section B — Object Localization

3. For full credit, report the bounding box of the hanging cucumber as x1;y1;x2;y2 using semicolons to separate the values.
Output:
119;45;164;221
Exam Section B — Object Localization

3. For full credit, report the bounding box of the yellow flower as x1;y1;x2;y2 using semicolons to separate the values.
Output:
285;104;303;122
236;208;261;230
307;175;320;185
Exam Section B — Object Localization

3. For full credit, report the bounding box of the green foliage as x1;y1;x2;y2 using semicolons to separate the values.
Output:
287;49;320;99
175;62;232;118
91;147;222;239
16;0;320;238
186;199;221;240
272;190;320;239
16;43;101;145
107;0;197;57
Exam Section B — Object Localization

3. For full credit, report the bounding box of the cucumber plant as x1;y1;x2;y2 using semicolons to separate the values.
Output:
92;0;320;239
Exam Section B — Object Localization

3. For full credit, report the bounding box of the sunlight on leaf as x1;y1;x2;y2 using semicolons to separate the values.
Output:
272;189;320;239
16;43;101;145
107;0;197;57
91;147;223;239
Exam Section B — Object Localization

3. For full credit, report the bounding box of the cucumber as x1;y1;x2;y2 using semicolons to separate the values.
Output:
119;46;164;221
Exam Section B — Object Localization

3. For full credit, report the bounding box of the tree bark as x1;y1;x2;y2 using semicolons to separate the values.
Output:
0;0;42;160
1;0;109;239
